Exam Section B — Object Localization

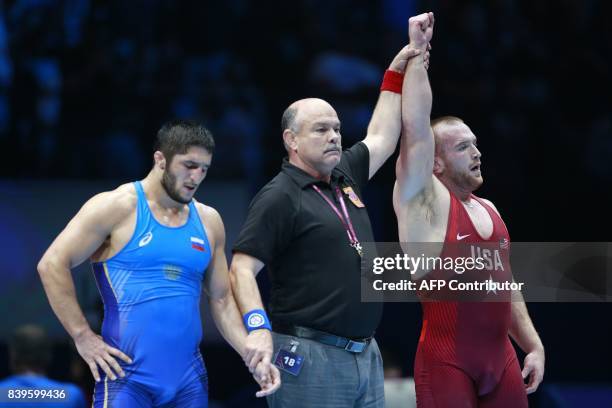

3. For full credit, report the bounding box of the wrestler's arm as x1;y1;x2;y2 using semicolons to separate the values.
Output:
509;293;545;394
37;189;133;382
362;45;423;179
483;198;545;394
201;206;280;397
395;12;436;204
202;206;248;355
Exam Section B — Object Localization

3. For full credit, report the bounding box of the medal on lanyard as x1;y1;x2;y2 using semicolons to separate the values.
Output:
350;241;363;257
312;185;363;257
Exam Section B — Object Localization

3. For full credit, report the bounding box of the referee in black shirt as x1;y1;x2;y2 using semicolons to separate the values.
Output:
230;41;428;407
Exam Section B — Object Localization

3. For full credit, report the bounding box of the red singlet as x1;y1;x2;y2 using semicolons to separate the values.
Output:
414;191;527;408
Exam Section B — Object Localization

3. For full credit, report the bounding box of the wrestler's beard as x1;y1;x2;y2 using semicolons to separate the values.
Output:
161;168;191;204
449;169;483;192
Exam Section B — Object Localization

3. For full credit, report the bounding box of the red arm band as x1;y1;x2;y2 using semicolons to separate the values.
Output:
380;70;404;94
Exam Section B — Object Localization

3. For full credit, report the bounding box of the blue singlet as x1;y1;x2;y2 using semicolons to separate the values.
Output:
91;181;212;407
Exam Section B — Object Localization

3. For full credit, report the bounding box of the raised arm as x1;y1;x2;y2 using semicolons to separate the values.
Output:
37;190;133;382
396;12;436;203
362;45;424;179
202;206;280;397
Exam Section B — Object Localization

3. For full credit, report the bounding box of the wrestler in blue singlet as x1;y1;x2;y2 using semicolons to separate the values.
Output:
91;181;211;407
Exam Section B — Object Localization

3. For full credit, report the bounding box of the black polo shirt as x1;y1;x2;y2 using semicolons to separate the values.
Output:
233;142;382;338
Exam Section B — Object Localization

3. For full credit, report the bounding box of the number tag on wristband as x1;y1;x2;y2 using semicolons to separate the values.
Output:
273;349;304;376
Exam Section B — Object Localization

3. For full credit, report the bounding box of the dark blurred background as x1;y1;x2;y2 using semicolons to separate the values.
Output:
0;0;611;406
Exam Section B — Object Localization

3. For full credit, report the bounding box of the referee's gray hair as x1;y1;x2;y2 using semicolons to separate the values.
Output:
281;105;300;152
281;105;299;133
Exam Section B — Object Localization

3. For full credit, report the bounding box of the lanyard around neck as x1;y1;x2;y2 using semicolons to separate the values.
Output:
312;184;362;255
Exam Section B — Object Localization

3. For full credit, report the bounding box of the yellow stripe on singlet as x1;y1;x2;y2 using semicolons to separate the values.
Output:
103;262;118;301
103;376;108;408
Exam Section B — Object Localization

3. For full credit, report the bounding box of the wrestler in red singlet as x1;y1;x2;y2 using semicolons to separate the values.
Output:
394;12;544;406
414;191;527;408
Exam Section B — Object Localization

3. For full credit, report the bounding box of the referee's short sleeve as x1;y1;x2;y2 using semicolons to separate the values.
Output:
338;141;370;191
232;183;295;264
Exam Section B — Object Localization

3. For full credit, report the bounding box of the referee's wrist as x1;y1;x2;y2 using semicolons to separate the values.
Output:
248;328;270;334
380;69;404;94
243;308;272;333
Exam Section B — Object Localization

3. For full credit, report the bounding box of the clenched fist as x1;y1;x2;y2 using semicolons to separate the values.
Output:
409;12;435;50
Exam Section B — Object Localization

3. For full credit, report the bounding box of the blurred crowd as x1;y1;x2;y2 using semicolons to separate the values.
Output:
0;0;395;187
0;0;609;196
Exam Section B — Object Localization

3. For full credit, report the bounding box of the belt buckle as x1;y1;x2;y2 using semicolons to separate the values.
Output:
344;340;366;353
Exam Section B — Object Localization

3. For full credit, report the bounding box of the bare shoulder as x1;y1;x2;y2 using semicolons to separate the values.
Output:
110;182;138;210
50;182;137;266
80;182;137;226
193;201;223;225
193;201;225;240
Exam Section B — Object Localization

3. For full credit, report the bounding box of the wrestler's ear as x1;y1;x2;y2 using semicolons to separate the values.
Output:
433;156;444;175
283;129;298;152
154;151;166;170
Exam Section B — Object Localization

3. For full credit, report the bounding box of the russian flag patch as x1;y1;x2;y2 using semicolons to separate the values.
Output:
191;237;205;252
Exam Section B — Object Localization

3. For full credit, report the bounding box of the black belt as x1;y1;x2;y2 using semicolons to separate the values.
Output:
273;324;373;353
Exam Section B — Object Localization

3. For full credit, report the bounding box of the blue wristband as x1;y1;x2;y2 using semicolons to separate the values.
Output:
243;309;272;333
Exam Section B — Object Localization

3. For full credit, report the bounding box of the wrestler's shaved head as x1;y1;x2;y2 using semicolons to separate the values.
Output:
431;116;464;156
430;115;482;191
